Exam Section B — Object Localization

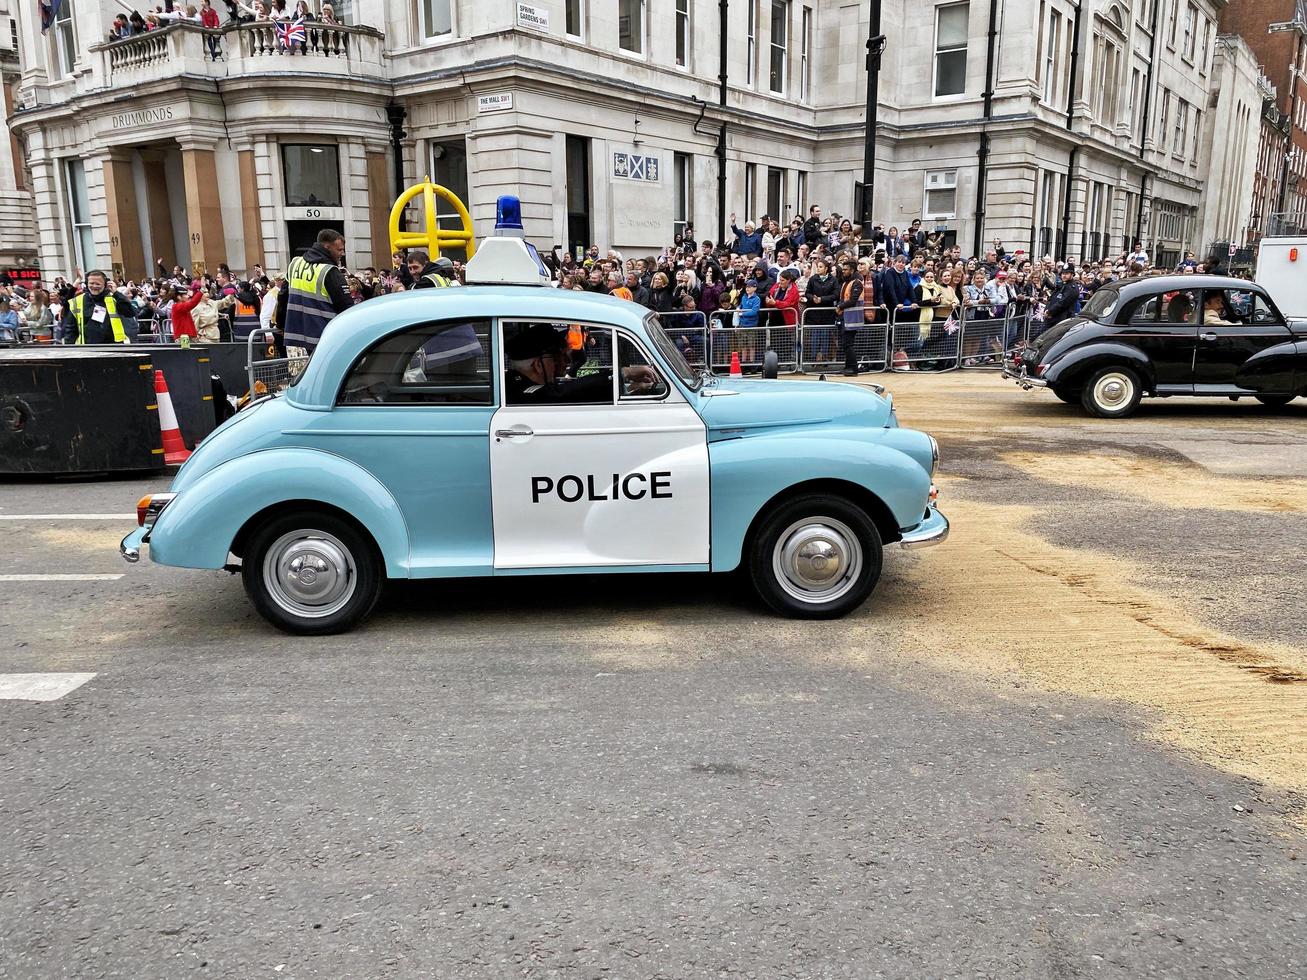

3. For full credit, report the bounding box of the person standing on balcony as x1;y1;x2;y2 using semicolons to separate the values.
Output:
319;2;339;23
199;0;222;58
276;229;352;354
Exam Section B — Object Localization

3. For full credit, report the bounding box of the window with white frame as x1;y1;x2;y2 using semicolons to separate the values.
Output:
796;170;807;216
421;0;451;38
675;0;690;66
769;0;789;94
1129;67;1143;137
746;0;758;86
799;6;812;102
923;170;958;220
674;153;692;240
1182;2;1196;60
1191;108;1201;162
1042;8;1062;104
744;163;757;219
934;3;969;98
63;159;95;272
1168;0;1179;47
565;0;584;37
1157;88;1170;150
619;0;644;53
53;0;77;75
1173;98;1187;157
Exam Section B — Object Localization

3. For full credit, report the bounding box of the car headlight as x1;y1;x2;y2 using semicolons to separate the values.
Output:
928;435;939;475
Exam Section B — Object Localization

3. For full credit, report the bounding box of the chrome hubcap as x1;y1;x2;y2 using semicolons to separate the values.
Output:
263;530;356;619
773;518;863;604
1094;372;1133;410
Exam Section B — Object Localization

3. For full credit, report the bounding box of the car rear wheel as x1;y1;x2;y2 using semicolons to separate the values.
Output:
1255;394;1296;409
749;494;883;619
242;511;383;635
1081;366;1142;419
1052;388;1079;405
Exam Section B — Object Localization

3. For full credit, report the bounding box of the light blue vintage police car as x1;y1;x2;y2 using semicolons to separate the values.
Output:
121;229;948;634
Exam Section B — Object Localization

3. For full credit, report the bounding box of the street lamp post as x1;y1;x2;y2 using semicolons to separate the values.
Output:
861;0;886;232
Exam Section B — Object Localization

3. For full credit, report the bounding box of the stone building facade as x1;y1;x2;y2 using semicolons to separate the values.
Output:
2;0;1261;279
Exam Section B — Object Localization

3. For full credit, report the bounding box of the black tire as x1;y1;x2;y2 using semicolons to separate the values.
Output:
748;494;884;619
1052;388;1079;405
1255;394;1295;409
762;350;780;379
241;510;383;635
1080;365;1143;418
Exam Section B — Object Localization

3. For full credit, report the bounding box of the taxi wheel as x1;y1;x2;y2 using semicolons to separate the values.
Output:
749;495;883;619
1081;366;1142;419
242;511;382;635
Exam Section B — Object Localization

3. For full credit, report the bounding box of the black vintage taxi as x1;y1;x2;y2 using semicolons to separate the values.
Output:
1002;275;1307;417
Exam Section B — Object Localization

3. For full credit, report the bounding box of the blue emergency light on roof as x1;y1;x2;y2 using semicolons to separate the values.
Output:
463;194;550;286
494;195;524;235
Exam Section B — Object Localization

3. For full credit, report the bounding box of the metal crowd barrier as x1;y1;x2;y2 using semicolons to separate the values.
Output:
246;329;308;399
957;307;1042;368
798;306;889;374
705;312;799;372
888;305;963;371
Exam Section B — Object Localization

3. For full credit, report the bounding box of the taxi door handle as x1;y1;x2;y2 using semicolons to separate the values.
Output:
1200;332;1218;341
495;426;534;440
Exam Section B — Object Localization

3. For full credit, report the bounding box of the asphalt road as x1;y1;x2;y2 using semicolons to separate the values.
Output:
2;376;1305;978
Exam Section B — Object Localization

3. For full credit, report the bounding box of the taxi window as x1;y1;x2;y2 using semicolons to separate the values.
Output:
502;320;616;406
337;319;492;405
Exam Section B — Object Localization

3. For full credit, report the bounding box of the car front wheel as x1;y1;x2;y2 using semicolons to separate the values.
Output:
749;495;884;619
1255;394;1296;409
242;511;383;635
1081;366;1142;418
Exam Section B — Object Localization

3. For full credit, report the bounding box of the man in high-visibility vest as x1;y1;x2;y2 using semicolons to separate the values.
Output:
230;280;263;341
60;270;129;344
403;249;481;377
275;229;353;353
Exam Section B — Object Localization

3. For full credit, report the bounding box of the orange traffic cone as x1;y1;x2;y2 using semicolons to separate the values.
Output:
154;370;191;465
729;351;742;377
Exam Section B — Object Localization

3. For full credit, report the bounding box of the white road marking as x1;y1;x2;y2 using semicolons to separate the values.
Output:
0;673;98;701
0;574;124;582
0;514;136;521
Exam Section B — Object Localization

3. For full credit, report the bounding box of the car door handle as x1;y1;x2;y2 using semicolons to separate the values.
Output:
1200;332;1218;341
495;426;534;440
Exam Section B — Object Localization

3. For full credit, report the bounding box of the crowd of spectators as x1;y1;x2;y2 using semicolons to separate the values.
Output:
105;0;344;56
3;204;1236;375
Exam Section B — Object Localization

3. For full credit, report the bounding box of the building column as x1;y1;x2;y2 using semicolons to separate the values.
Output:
83;152;112;273
178;138;228;277
27;153;68;279
139;148;177;272
365;143;391;269
102;151;147;281
234;144;265;273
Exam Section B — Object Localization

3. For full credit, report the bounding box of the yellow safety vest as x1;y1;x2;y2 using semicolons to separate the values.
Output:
69;292;127;344
284;255;336;349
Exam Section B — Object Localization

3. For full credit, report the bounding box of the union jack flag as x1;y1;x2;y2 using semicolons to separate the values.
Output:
276;17;306;47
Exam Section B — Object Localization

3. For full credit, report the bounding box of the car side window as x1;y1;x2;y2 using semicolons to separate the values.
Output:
1234;290;1280;325
501;320;615;406
337;319;492;405
1131;291;1196;324
617;333;669;400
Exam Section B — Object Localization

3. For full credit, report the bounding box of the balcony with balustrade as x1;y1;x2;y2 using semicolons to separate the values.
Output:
92;21;386;90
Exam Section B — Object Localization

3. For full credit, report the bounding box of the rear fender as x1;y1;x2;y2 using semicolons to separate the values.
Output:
709;430;931;572
147;448;411;575
1043;342;1156;391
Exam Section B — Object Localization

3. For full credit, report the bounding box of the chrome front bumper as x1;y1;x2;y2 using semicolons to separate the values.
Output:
1000;362;1048;389
900;505;949;550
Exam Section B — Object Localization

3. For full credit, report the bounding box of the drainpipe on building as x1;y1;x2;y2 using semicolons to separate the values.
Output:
1059;0;1084;262
862;0;886;231
717;0;730;246
1134;0;1162;249
386;101;408;235
971;0;999;257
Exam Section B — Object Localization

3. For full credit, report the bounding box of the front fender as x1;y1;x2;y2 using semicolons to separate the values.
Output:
147;448;411;576
1044;342;1156;391
708;429;932;572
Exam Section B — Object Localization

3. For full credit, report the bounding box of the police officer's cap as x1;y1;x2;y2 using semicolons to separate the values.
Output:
433;256;455;273
507;323;566;360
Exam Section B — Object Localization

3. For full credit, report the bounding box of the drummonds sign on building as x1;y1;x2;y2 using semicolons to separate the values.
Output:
110;106;175;129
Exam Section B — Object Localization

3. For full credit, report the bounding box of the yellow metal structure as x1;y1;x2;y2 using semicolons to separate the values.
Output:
388;177;476;260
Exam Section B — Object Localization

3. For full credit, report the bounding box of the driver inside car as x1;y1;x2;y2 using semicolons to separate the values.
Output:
505;323;656;405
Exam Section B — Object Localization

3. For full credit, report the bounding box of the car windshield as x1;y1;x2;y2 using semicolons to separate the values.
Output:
645;313;702;390
1079;287;1119;321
